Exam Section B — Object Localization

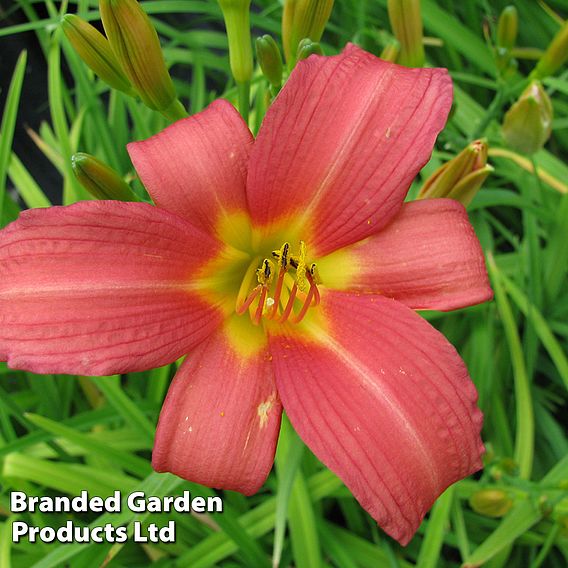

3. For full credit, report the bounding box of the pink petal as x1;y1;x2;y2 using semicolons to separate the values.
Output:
269;290;484;544
153;318;281;495
128;100;253;243
247;44;452;256
319;199;493;311
0;201;226;375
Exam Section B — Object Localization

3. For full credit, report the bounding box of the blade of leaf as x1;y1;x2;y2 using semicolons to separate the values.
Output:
274;414;305;568
0;50;27;223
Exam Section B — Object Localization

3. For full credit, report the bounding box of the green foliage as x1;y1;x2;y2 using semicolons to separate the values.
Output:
0;1;567;566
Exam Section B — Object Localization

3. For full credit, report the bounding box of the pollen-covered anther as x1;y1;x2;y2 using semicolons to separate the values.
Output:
309;263;321;306
253;259;275;325
236;241;321;325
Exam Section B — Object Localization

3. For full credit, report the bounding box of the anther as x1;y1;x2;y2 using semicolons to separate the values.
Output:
309;263;321;285
272;242;289;270
309;264;321;306
256;259;274;286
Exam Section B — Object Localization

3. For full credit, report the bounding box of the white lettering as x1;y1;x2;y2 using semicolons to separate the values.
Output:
91;526;104;543
115;526;128;542
106;491;121;513
133;521;148;542
160;521;176;543
127;492;146;513
10;492;28;513
192;496;206;513
207;496;223;512
12;522;28;542
40;527;56;543
90;496;103;513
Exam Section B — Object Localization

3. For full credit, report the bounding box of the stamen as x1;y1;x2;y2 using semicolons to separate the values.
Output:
291;281;317;324
307;271;321;306
235;285;261;315
235;242;321;324
290;241;308;292
253;286;268;326
235;256;261;312
268;268;286;319
278;282;298;324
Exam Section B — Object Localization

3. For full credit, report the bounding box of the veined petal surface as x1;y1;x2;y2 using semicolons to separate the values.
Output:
128;100;253;247
153;318;282;494
269;291;484;544
318;199;493;311
247;44;452;256
0;202;225;375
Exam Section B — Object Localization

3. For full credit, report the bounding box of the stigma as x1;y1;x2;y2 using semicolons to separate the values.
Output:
235;241;321;325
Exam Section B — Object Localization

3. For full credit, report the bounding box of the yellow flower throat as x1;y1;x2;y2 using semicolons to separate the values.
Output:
235;241;321;325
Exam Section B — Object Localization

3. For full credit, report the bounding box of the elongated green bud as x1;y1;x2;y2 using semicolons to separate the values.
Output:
61;14;135;96
282;0;297;64
387;0;425;67
418;140;493;206
380;40;400;63
497;6;518;51
469;490;513;518
283;0;334;66
99;0;183;118
495;6;518;74
297;38;323;60
502;81;553;155
72;153;140;201
218;0;253;84
256;35;283;89
533;20;568;79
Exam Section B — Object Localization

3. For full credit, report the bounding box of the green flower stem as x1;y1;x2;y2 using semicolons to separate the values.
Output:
237;80;250;124
472;86;505;139
521;162;543;381
488;254;534;480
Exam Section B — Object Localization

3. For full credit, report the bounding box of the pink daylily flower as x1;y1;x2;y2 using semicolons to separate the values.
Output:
0;45;492;544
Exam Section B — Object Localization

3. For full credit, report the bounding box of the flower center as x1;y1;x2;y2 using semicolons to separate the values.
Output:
235;241;321;325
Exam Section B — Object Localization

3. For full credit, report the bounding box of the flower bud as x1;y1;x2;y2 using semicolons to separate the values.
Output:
296;38;323;61
72;153;140;202
218;0;253;84
533;20;568;79
282;0;296;64
99;0;181;116
497;6;518;51
502;81;553;155
380;40;400;63
61;14;135;96
418;140;493;206
495;6;518;73
387;0;425;67
469;489;513;518
255;35;283;89
283;0;334;65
